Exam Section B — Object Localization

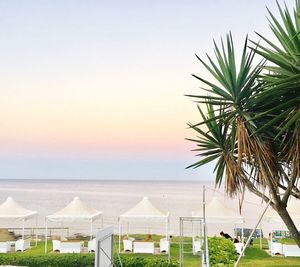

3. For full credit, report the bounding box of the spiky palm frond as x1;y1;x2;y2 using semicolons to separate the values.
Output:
187;33;287;196
187;104;242;195
251;0;300;179
187;33;264;121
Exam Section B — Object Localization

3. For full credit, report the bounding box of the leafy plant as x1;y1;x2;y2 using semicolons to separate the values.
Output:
208;237;237;266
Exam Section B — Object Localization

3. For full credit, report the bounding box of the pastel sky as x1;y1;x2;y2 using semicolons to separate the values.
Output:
0;0;294;180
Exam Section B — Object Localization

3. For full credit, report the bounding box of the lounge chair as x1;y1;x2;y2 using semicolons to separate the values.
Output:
0;241;11;253
15;238;31;252
234;242;243;254
192;238;201;254
60;241;84;253
268;241;283;255
88;238;96;252
52;240;61;252
133;241;154;254
123;238;134;252
283;244;300;257
159;238;169;253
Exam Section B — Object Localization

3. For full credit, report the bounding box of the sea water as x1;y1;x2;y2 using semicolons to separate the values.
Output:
0;179;278;238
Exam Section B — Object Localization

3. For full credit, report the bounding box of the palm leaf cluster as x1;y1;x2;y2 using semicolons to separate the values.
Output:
187;34;264;195
187;1;300;201
252;0;300;181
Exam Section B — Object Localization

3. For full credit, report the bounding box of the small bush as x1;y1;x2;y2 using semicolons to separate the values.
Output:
208;237;237;266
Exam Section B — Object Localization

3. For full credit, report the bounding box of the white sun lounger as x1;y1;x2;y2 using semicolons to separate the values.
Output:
15;238;31;252
52;240;61;252
123;238;134;252
234;243;243;255
268;241;283;255
193;239;201;254
159;238;169;253
88;238;96;252
283;244;300;257
60;241;83;253
0;241;12;253
133;241;154;254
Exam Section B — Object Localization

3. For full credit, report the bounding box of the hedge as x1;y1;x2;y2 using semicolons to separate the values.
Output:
0;254;94;267
0;254;178;267
116;256;178;267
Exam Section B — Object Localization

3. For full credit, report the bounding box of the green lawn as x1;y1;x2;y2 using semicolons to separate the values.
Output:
239;247;300;267
0;237;300;266
118;238;300;267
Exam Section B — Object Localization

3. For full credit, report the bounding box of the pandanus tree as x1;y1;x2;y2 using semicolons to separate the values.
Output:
187;1;300;246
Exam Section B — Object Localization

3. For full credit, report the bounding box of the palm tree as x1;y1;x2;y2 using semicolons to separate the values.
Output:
187;1;300;246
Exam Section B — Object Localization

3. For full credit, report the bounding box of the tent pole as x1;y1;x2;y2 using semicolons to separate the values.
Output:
179;217;183;267
22;219;25;240
45;219;48;254
202;185;209;267
90;219;93;241
259;223;262;249
234;198;271;267
35;216;38;246
166;218;168;239
200;219;203;253
241;227;244;256
270;230;273;255
192;221;194;245
167;217;170;264
241;227;244;244
118;219;121;253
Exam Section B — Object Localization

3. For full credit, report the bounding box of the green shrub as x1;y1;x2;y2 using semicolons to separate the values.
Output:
0;254;94;267
208;237;237;266
0;254;178;267
114;256;178;267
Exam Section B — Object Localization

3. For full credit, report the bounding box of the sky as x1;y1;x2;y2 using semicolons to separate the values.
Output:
0;0;295;180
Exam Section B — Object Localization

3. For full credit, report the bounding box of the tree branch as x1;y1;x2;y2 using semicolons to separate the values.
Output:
239;174;274;207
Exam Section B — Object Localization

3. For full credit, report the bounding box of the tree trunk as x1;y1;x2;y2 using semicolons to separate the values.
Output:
237;177;300;246
277;206;300;247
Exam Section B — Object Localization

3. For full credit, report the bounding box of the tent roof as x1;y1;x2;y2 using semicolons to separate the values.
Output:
47;197;103;222
119;197;169;222
0;197;37;220
192;196;244;224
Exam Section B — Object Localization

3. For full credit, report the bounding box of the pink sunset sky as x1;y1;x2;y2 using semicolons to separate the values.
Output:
0;0;293;180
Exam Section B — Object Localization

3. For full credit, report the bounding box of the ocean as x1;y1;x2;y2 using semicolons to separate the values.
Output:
0;179;280;238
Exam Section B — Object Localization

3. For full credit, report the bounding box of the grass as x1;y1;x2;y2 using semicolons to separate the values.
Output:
239;247;300;267
238;238;300;267
0;237;300;266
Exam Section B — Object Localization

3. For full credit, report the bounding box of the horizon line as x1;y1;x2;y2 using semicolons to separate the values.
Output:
0;177;215;183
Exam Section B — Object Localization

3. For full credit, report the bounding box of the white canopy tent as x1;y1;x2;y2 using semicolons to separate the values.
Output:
264;199;300;256
191;195;246;259
118;196;170;252
192;196;244;224
264;198;300;238
192;196;245;248
265;199;300;225
0;197;38;239
45;196;103;253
